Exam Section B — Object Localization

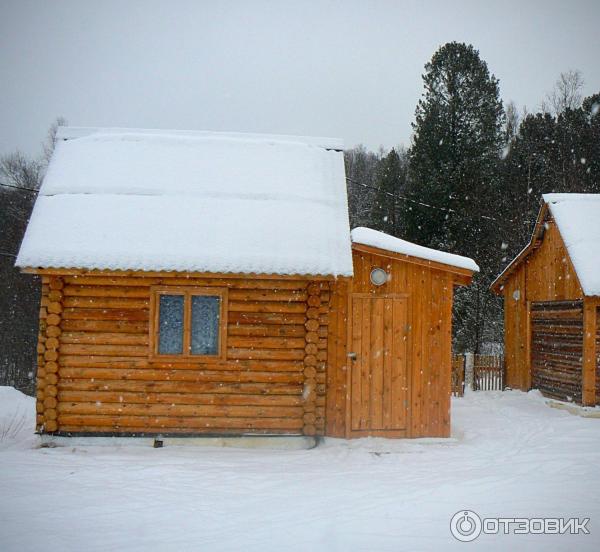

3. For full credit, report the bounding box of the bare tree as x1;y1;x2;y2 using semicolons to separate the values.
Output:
504;101;520;142
543;70;584;115
0;151;43;191
0;117;66;395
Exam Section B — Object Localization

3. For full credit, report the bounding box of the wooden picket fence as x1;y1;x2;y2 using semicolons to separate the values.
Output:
451;354;505;395
473;354;505;391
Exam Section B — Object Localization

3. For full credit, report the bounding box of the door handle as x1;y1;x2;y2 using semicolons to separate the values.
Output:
347;352;357;360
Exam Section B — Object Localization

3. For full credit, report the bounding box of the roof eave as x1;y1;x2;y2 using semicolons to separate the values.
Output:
490;202;549;294
19;266;352;281
351;242;477;282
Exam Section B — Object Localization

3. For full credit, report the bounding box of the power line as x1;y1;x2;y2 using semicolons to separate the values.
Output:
0;250;17;259
0;182;39;193
345;176;536;225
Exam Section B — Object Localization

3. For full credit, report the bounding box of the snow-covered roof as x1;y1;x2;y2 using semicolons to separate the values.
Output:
543;193;600;296
351;227;479;272
16;128;353;276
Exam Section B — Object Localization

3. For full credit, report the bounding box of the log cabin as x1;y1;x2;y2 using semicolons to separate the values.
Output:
17;127;478;440
491;194;600;406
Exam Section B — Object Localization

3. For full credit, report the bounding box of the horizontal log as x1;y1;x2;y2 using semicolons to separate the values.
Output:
228;301;307;314
58;367;304;384
303;412;316;424
227;324;305;338
63;297;149;309
58;379;302;395
59;355;304;372
45;337;60;350
531;309;582;320
228;289;307;302
63;275;310;290
307;283;320;295
228;336;306;349
58;425;299;435
305;332;319;343
303;424;316;436
48;290;63;302
58;391;304;407
64;285;150;298
303;366;317;378
57;415;304;431
47;302;63;314
44;350;58;361
47;313;61;325
228;312;306;325
306;308;319;319
226;348;305;361
304;355;317;367
45;361;59;374
44;397;58;409
60;332;149;346
58;402;304;418
49;278;64;290
307;295;321;307
61;320;149;334
62;308;149;321
305;343;318;355
45;420;58;432
59;343;149;357
46;326;62;337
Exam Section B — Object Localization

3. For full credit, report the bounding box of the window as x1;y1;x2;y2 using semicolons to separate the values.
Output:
150;287;227;361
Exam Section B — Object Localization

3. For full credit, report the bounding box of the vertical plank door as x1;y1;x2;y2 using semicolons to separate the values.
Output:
349;294;409;435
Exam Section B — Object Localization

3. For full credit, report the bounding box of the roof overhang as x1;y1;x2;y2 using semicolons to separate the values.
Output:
490;203;549;294
19;267;350;281
352;242;475;286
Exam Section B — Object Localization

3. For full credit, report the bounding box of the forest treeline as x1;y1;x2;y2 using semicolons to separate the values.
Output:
1;43;599;393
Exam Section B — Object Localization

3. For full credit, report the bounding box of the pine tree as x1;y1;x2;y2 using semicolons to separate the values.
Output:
404;42;505;353
404;42;505;260
369;148;407;236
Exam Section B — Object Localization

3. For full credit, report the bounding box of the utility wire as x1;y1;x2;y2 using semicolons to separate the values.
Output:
345;176;537;225
0;182;39;193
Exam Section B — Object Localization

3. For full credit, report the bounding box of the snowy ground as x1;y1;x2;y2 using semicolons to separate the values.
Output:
1;386;599;551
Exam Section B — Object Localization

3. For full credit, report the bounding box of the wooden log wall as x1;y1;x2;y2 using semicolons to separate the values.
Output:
302;282;330;435
531;300;583;403
38;273;335;435
36;276;63;432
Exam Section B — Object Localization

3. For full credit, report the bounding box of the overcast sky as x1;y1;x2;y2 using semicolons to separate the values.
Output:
1;0;599;157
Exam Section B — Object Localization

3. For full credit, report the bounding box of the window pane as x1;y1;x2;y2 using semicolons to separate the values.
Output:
158;295;184;354
191;295;220;355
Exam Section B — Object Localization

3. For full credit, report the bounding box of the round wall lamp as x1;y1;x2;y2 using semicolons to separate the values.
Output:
370;267;388;286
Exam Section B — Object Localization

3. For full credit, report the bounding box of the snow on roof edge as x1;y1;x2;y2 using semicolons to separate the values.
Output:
543;193;600;204
56;126;345;151
351;227;479;272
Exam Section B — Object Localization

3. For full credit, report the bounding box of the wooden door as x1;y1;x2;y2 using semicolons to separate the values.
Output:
348;294;409;436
